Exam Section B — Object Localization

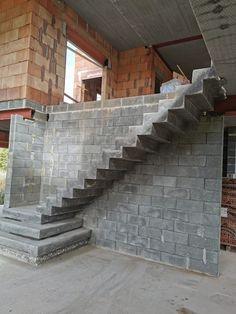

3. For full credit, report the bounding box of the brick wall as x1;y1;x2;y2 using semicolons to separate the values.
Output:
116;47;172;98
0;0;33;101
0;0;172;105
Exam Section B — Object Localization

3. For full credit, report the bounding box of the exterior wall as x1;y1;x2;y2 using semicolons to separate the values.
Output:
4;114;46;208
0;0;172;105
81;116;223;276
0;0;32;101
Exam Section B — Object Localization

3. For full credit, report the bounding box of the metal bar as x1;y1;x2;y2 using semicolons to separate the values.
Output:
0;108;33;120
64;93;79;103
215;95;236;114
155;35;203;49
0;131;9;148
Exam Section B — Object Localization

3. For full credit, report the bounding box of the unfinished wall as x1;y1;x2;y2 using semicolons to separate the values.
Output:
80;116;223;276
0;0;32;101
0;0;173;106
73;53;102;102
5;114;46;208
116;47;172;98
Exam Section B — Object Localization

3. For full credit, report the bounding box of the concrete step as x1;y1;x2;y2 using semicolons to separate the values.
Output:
122;146;147;160
73;188;104;198
84;178;113;189
96;168;125;180
185;93;213;111
0;217;83;239
136;135;161;153
2;206;76;224
0;227;91;264
109;158;137;170
169;99;201;123
62;196;95;208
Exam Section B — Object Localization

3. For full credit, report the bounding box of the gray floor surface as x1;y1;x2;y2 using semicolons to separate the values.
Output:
0;245;235;314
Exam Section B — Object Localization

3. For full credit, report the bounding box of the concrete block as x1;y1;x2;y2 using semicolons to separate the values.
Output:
189;235;219;251
176;244;203;260
163;230;188;245
153;176;177;187
127;215;149;226
163;210;189;222
137;248;161;261
189;258;218;276
149;218;173;230
116;242;137;255
164;187;190;199
151;196;176;209
176;199;203;212
174;221;204;236
127;234;148;248
139;226;161;240
177;177;204;189
161;252;187;268
205;179;222;191
117;223;138;235
150;239;175;254
139;206;162;218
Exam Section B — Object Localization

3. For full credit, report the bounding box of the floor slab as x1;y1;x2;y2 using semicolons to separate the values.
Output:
0;246;235;314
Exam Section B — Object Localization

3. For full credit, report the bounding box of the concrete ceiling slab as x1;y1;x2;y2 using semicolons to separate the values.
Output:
159;39;211;78
189;0;236;95
65;0;212;78
65;0;201;50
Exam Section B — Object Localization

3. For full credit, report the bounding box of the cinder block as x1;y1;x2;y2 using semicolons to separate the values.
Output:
161;252;187;268
163;230;188;245
149;218;173;230
139;226;161;240
137;248;161;261
139;205;162;218
189;235;219;251
150;239;175;254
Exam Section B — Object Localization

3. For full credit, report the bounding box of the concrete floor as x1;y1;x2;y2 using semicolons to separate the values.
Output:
0;246;235;314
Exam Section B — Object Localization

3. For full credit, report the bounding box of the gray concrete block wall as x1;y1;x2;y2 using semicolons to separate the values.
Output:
4;114;46;208
39;97;162;204
80;116;223;276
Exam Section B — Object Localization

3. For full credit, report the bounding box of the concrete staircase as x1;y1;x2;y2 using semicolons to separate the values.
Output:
0;68;224;264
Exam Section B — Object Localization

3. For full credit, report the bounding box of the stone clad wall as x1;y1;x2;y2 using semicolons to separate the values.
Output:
80;116;223;276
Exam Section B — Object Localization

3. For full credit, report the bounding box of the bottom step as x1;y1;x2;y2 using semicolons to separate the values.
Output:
0;228;91;265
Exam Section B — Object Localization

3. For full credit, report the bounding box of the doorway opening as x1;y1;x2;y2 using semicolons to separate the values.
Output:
64;41;103;104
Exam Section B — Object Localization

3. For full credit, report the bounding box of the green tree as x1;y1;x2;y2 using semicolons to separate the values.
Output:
0;148;8;171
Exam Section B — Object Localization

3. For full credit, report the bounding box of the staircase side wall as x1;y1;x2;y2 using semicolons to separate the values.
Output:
40;95;169;203
81;116;223;276
4;115;46;208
